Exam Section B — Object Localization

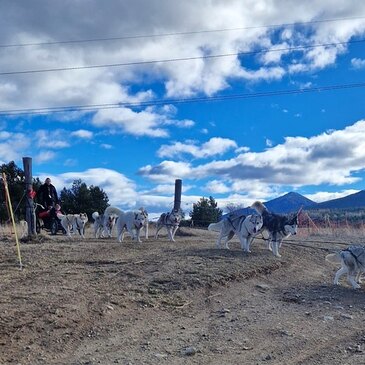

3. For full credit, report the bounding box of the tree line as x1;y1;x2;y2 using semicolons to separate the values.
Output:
0;161;109;222
1;161;225;226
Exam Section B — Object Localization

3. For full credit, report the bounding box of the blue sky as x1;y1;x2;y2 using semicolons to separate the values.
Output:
1;1;365;215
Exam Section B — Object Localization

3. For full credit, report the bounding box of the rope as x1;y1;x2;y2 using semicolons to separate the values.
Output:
2;173;23;269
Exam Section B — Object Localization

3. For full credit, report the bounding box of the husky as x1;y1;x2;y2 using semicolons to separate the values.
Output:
138;207;149;239
326;245;365;289
59;213;88;238
155;209;181;242
208;212;263;252
102;206;123;237
19;219;28;239
250;201;300;257
116;209;146;243
92;211;116;238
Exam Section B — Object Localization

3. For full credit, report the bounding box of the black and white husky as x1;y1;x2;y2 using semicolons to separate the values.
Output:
208;212;263;252
155;209;181;242
326;245;365;289
250;201;300;257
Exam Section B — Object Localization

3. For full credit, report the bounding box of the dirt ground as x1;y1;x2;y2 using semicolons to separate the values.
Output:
1;225;365;365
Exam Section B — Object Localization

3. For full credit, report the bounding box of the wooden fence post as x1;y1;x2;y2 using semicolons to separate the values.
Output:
22;157;36;235
173;179;182;211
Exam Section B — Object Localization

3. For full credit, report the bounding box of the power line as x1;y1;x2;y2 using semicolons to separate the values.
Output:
1;38;364;77
1;81;364;117
1;15;365;49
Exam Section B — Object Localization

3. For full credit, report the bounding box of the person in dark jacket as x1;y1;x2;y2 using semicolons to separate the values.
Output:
37;178;60;220
38;177;59;209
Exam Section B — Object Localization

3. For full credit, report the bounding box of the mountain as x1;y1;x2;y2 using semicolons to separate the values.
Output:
311;190;365;210
225;192;316;217
264;192;317;213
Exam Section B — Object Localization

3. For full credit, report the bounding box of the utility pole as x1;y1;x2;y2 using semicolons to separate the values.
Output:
22;157;36;235
173;179;182;211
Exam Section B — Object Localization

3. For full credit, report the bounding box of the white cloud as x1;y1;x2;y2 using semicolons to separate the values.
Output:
305;190;359;203
35;130;70;149
1;1;364;137
140;119;365;188
71;129;93;139
58;168;138;207
158;137;237;158
351;58;365;69
34;150;57;164
100;143;113;149
0;131;30;163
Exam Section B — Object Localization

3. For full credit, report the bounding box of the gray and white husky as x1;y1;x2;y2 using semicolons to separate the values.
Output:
155;209;181;242
92;211;116;238
208;212;263;252
326;245;365;289
250;201;300;257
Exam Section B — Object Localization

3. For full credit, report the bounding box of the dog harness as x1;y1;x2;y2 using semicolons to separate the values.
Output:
343;246;365;267
162;212;179;227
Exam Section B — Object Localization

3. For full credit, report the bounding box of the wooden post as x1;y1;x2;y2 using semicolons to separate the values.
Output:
22;157;36;235
173;179;182;211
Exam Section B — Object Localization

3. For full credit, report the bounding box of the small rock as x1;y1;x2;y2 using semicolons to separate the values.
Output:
154;353;168;359
341;313;353;320
181;346;197;356
256;284;270;291
323;315;334;321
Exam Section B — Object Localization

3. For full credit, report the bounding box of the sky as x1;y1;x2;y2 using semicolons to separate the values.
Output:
1;0;365;216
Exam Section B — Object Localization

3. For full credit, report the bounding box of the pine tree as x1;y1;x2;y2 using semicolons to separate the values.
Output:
189;196;222;227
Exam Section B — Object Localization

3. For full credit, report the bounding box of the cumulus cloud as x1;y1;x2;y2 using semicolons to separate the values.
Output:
34;150;57;164
35;130;70;149
304;190;359;203
140;119;365;188
0;131;31;163
157;137;237;158
71;129;93;139
1;1;365;137
57;168;139;207
351;58;365;69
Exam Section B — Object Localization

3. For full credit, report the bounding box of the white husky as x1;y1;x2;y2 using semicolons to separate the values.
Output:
116;209;146;243
19;220;28;239
250;201;300;257
208;213;263;252
155;209;181;242
59;213;88;238
326;245;365;289
102;206;123;237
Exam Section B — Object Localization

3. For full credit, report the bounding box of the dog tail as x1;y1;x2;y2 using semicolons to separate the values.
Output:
208;221;223;232
249;201;268;215
92;211;99;220
325;252;341;265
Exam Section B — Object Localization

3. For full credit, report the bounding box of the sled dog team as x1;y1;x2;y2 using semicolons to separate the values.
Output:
91;206;182;243
208;200;300;258
21;199;363;289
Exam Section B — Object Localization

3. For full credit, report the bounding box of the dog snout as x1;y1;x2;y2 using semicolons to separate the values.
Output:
293;232;297;235
253;227;257;233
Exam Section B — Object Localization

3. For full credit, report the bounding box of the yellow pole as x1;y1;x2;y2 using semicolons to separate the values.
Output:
2;173;23;269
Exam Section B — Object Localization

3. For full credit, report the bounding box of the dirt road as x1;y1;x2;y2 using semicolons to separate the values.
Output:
1;227;365;364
